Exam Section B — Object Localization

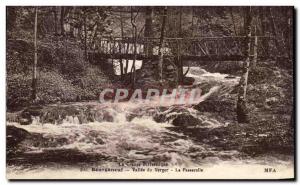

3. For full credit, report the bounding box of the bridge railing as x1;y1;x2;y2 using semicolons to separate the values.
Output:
89;36;279;60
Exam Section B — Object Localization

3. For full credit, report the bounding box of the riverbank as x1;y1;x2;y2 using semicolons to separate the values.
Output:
6;65;294;172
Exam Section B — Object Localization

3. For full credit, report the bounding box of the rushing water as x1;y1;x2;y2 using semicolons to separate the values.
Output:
7;67;293;179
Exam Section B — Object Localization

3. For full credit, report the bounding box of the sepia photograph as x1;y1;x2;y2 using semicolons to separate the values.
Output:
6;6;295;180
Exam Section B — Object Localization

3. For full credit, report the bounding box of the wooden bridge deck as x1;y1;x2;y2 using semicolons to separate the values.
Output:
88;52;244;61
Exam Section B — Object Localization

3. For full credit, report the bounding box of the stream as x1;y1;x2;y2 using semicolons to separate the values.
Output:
6;67;293;179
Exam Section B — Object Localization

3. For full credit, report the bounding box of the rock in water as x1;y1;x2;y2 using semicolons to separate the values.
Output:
194;100;236;121
22;105;43;116
172;114;202;127
236;99;249;123
103;111;114;122
183;76;195;85
7;125;30;148
20;105;44;125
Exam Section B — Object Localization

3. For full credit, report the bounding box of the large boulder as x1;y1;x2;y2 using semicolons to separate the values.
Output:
182;76;195;85
7;125;30;149
172;114;202;127
194;100;236;121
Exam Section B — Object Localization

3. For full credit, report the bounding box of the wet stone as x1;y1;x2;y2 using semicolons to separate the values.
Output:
7;125;30;149
172;114;202;127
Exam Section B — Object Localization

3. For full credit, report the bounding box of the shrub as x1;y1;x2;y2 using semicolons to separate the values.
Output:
248;66;274;84
37;71;82;104
76;66;112;100
7;74;32;110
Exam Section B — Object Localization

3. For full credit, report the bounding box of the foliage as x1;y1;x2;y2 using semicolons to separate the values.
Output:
6;40;33;74
6;36;112;110
248;66;273;84
37;71;81;104
6;6;294;110
7;74;32;109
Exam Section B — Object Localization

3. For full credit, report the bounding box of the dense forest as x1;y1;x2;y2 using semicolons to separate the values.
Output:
6;6;294;179
7;6;293;108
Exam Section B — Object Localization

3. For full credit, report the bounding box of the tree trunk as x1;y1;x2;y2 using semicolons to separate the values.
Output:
177;7;183;84
53;7;58;35
69;7;76;37
124;43;130;75
179;7;182;36
84;12;87;60
144;6;154;56
259;7;268;56
191;7;194;37
158;7;167;83
236;6;252;124
60;7;65;35
119;11;124;77
253;26;258;68
268;7;281;58
286;9;293;59
91;22;99;47
6;7;17;33
230;7;237;36
32;7;38;101
130;7;138;88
